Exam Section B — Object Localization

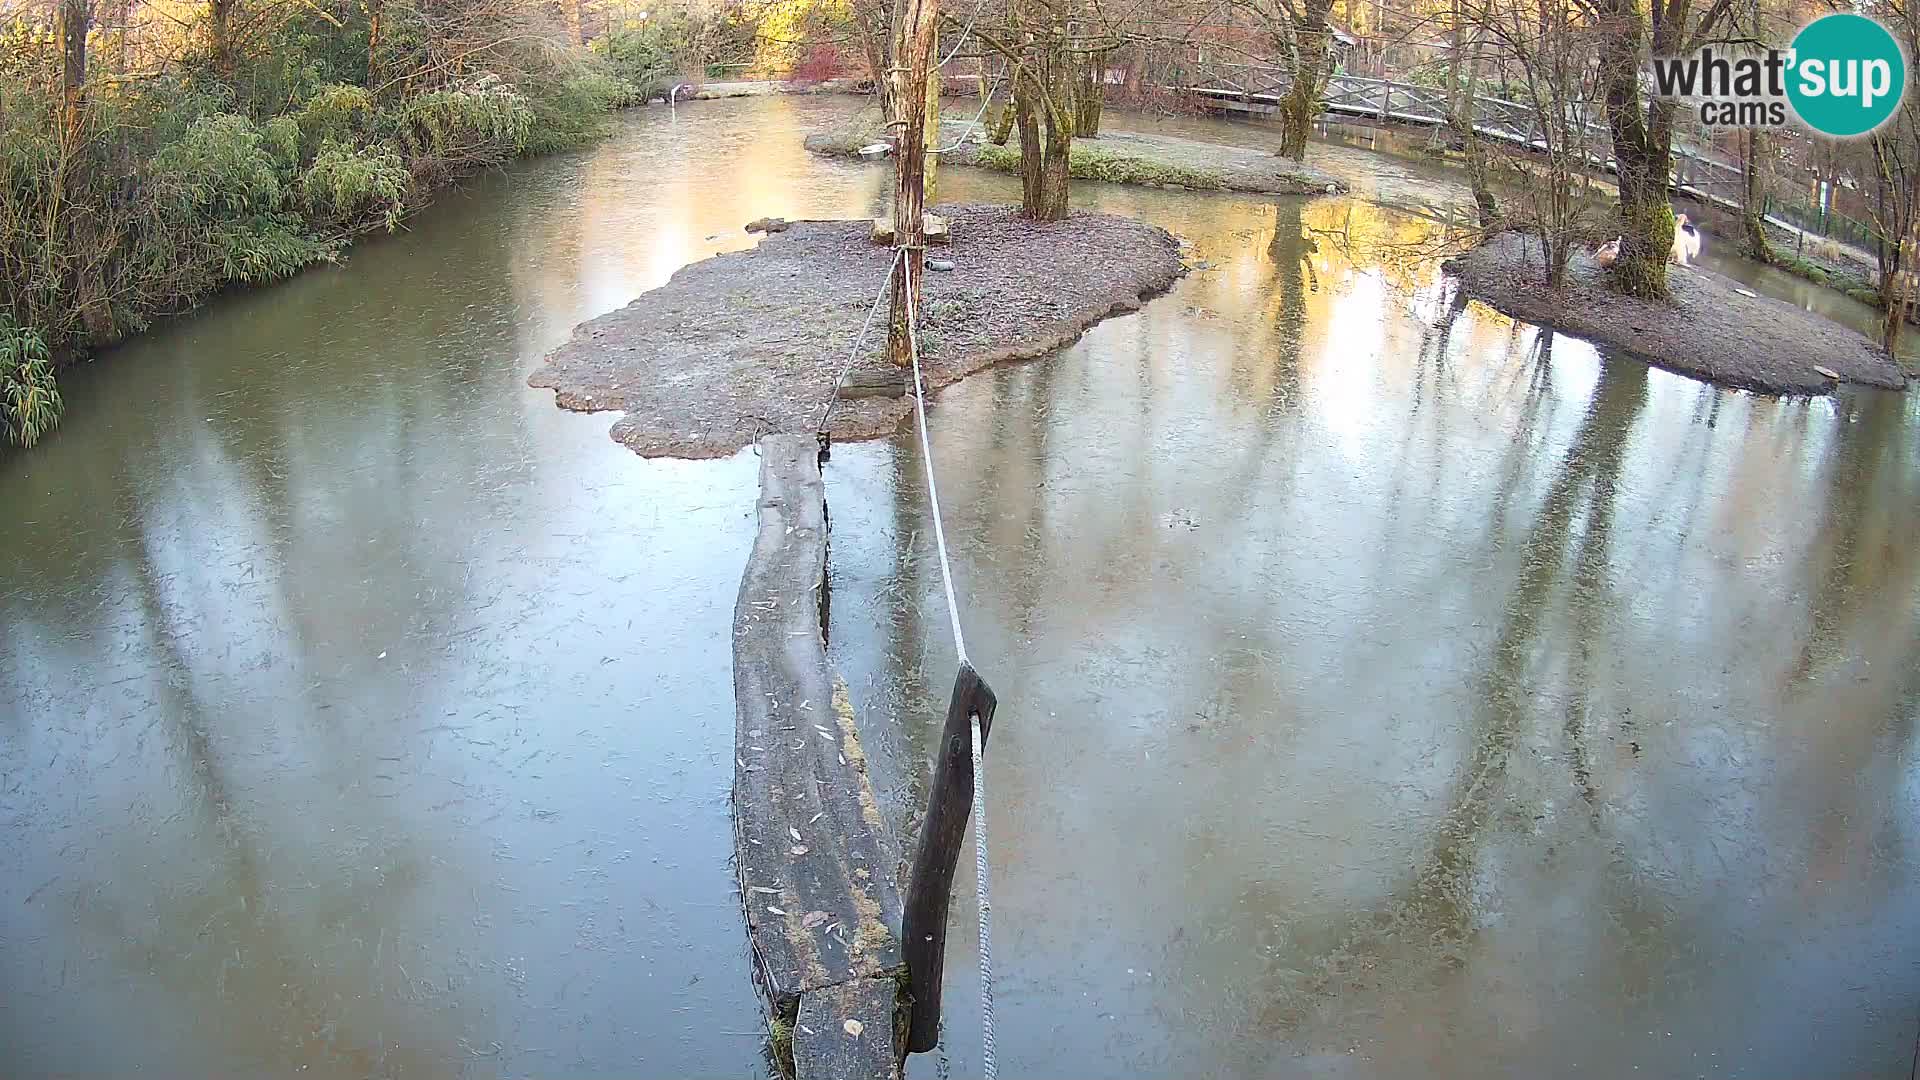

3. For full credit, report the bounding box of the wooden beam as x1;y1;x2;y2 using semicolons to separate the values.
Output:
900;662;998;1053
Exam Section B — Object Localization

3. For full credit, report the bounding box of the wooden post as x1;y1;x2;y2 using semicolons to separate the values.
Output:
901;662;998;1053
887;0;939;368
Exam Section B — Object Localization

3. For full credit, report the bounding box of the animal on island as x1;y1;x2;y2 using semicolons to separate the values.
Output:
1670;212;1702;266
1593;236;1622;269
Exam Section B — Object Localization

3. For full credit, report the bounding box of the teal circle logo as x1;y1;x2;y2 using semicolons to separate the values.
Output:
1787;14;1906;137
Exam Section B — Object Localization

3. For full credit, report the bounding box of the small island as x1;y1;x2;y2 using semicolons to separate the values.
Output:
528;204;1185;457
1446;231;1907;394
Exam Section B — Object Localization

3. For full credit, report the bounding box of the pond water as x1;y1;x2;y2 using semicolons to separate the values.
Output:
2;94;1916;1078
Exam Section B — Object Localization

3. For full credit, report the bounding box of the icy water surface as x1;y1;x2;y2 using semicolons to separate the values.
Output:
832;163;1920;1079
0;96;889;1078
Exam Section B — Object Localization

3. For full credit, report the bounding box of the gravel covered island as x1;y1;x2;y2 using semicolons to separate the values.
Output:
529;204;1185;457
1446;231;1908;394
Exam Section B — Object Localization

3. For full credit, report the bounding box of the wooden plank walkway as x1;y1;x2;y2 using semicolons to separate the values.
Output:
733;434;906;1079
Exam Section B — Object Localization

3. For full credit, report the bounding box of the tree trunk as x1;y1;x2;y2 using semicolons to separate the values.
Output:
1074;51;1102;137
924;30;940;206
1276;0;1333;161
1598;16;1672;299
1741;130;1770;261
563;0;583;45
1037;101;1070;220
886;0;937;367
208;0;234;72
1014;68;1044;215
367;0;384;88
58;0;89;112
1876;201;1916;354
858;1;892;117
1448;4;1497;229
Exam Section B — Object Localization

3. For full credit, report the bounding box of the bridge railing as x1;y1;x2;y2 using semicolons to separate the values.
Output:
1186;65;1763;215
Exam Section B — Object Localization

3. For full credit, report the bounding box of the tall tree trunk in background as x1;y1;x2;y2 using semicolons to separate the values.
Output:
109;0;130;73
1013;64;1044;212
563;0;583;44
1741;128;1770;261
1870;132;1915;354
1596;5;1672;299
886;0;937;367
208;0;234;72
54;0;94;337
58;0;89;116
1448;0;1498;228
1739;0;1769;261
986;66;1015;143
1276;0;1334;161
1074;50;1103;137
852;0;893;118
1037;89;1070;218
367;0;384;88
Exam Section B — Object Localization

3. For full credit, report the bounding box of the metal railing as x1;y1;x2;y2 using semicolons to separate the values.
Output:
1180;63;1879;259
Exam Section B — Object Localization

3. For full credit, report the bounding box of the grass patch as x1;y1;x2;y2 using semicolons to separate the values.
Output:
1773;251;1877;299
969;142;1229;191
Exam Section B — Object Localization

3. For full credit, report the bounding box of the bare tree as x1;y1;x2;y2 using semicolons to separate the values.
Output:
1457;0;1605;285
1588;0;1738;298
1861;0;1919;352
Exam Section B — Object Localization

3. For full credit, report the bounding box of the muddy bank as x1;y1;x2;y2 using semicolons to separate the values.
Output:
1446;231;1906;394
805;108;1345;196
528;204;1184;458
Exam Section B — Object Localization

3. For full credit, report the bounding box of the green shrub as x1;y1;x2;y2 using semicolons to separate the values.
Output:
598;22;686;101
295;83;377;152
206;214;334;283
522;68;637;154
150;113;284;216
0;318;61;448
389;80;535;169
263;115;302;176
298;140;410;229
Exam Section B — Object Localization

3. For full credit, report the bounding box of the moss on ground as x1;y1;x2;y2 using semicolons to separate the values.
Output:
969;141;1229;190
768;1013;796;1078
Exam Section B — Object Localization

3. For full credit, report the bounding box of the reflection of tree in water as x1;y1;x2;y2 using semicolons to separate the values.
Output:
74;540;457;1077
1205;361;1652;1067
1784;390;1920;691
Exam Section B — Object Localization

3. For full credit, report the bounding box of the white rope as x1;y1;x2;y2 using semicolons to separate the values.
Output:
900;257;969;667
817;248;906;435
936;0;991;69
931;76;1002;156
969;711;996;1080
901;255;994;1079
